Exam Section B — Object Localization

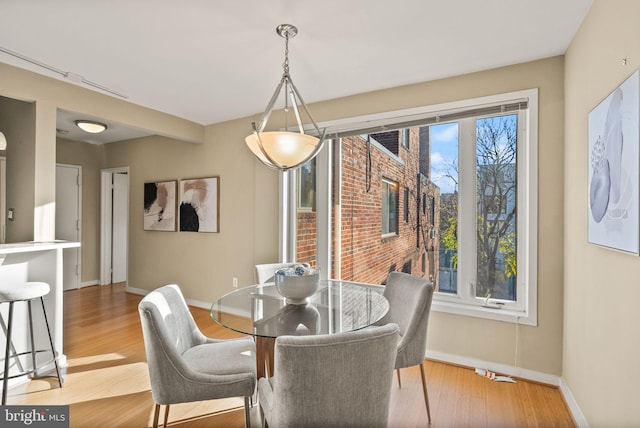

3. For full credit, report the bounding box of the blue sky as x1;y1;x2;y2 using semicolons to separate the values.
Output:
429;123;459;194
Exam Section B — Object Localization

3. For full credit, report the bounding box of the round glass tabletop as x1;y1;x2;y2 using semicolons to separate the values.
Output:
211;279;389;338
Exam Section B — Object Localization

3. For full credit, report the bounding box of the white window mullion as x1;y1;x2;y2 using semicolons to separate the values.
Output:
316;141;331;280
458;117;477;303
279;170;297;263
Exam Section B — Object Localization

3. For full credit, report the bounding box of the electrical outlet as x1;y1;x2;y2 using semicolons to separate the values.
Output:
232;277;238;288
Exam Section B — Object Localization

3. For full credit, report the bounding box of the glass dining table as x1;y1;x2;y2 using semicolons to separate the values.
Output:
211;279;389;379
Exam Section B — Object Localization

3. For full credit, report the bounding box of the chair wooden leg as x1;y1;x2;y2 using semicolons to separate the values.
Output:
244;396;251;428
152;404;160;428
396;368;402;388
419;363;431;423
162;404;170;428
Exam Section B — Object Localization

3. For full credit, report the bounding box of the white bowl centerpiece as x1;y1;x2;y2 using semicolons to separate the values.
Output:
274;265;320;304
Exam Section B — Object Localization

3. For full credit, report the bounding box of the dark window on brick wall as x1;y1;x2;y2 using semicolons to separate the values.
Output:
404;187;409;223
382;179;398;235
371;131;400;156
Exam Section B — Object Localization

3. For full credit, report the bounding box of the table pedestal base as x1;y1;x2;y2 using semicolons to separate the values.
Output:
255;336;275;379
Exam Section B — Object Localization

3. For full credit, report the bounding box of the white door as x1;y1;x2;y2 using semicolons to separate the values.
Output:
56;164;81;290
112;172;128;283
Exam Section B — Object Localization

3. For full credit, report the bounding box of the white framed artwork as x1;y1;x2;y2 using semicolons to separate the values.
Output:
588;69;640;254
143;180;177;231
179;177;220;233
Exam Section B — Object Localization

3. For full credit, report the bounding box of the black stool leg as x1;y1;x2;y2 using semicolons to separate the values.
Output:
40;297;62;387
0;315;24;374
2;301;14;405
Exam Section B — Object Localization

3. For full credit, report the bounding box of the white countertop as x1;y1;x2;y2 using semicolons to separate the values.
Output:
0;240;80;255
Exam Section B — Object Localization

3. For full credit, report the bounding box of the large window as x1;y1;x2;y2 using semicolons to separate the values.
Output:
432;114;521;308
286;89;537;325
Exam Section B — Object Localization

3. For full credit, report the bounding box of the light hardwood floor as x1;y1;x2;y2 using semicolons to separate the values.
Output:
7;284;576;427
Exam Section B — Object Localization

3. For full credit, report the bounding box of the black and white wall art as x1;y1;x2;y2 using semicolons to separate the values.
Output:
179;177;220;233
143;180;177;231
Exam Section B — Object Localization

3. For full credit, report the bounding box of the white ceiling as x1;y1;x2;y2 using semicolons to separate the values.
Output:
0;1;593;143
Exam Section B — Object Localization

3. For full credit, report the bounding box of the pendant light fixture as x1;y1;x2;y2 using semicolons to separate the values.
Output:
245;24;326;171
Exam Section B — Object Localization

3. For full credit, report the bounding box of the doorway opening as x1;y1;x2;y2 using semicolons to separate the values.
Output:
100;167;129;286
56;163;82;290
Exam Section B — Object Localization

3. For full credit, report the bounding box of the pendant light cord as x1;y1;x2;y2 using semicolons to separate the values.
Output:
282;32;290;76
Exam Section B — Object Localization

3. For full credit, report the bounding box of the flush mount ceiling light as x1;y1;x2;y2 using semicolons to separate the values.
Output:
75;120;107;134
245;24;326;171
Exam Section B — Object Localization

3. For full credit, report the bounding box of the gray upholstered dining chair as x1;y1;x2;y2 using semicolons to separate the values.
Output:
254;262;310;284
375;271;435;423
138;284;256;428
258;323;399;428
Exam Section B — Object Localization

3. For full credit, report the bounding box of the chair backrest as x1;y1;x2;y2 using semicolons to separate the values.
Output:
271;323;399;428
254;262;310;284
138;284;207;404
379;271;434;368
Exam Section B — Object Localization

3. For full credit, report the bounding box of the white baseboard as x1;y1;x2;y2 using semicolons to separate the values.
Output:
187;298;211;310
125;286;148;296
427;350;590;427
427;350;560;386
124;286;588;426
80;280;99;287
126;287;213;310
559;377;589;427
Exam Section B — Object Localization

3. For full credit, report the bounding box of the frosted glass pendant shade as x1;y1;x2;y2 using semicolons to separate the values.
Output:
246;131;320;169
245;24;326;171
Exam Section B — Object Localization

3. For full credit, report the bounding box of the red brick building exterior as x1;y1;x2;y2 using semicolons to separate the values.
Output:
296;127;440;285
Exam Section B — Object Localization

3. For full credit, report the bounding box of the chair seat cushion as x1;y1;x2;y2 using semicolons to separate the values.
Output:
0;282;50;302
182;339;256;376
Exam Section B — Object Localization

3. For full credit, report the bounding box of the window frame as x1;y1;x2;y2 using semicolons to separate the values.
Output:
283;89;538;326
436;112;529;321
382;178;399;237
296;160;315;212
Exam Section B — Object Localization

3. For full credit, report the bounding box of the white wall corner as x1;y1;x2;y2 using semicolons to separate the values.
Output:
558;377;589;428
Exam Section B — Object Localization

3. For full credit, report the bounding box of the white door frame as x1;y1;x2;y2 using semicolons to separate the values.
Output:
56;163;82;290
100;167;129;285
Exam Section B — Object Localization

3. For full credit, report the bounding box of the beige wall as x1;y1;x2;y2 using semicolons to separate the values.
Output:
0;50;566;377
0;96;36;242
0;62;205;246
564;1;640;425
99;57;566;375
316;58;565;375
101;128;277;303
56;138;103;283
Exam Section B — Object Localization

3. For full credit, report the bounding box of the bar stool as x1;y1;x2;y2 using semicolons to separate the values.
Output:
0;281;63;405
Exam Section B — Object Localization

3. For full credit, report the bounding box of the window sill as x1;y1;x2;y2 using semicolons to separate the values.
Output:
432;298;536;326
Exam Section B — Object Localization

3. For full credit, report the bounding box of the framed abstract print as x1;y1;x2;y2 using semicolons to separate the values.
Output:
179;177;220;233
